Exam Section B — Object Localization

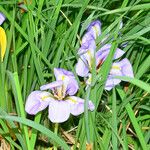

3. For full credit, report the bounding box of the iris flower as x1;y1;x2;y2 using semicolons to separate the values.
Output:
76;20;134;90
0;12;6;62
25;68;95;123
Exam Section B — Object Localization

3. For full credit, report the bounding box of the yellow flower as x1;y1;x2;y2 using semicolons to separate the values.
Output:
0;27;7;62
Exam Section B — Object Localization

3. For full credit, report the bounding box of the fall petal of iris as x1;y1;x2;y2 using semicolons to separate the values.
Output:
67;96;95;116
48;100;70;123
25;91;52;115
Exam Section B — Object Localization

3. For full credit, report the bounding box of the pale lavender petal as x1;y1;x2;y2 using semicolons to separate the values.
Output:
75;57;89;77
25;91;52;115
96;44;125;66
54;68;74;80
66;96;95;116
118;58;134;77
66;78;79;95
87;20;101;39
40;80;63;91
54;68;79;95
81;32;95;48
110;62;123;76
96;44;111;66
48;100;70;123
0;12;5;25
105;76;121;91
105;58;134;90
78;38;96;55
114;48;125;59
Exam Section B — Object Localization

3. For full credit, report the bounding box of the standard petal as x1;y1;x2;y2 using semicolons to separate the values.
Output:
54;68;74;81
66;78;79;95
54;68;79;96
48;100;70;123
25;91;52;115
96;44;125;67
66;96;95;116
75;57;89;77
96;44;111;66
87;20;101;39
0;12;5;25
78;38;96;55
40;80;63;91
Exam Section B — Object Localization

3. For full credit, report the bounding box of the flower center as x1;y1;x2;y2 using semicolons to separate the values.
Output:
52;75;67;100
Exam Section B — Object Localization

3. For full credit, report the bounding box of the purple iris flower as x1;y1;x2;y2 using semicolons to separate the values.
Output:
25;68;95;123
76;20;134;90
0;12;5;25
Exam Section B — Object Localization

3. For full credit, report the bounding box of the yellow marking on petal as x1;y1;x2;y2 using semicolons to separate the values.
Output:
112;65;121;70
57;87;62;99
68;97;77;103
41;95;51;101
0;27;7;62
62;75;65;80
87;50;93;68
92;26;99;38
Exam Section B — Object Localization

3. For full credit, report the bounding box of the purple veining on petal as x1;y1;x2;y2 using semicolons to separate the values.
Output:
66;96;95;116
105;76;121;91
87;20;101;39
48;99;71;123
117;58;134;77
66;78;79;95
54;68;79;97
96;44;125;67
105;58;134;90
25;91;52;115
78;38;96;55
54;68;74;78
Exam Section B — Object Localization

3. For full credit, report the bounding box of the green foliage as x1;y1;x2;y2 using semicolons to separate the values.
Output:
0;0;150;149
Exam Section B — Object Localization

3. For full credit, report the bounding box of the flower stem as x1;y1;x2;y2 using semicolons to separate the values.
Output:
54;123;59;150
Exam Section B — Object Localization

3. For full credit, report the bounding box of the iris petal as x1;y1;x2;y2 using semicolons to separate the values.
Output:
105;76;121;91
105;58;134;90
54;68;74;80
87;20;101;39
48;100;70;123
66;96;95;116
119;58;134;77
25;91;52;115
54;68;79;96
75;57;89;77
96;44;125;66
0;12;5;25
40;80;63;91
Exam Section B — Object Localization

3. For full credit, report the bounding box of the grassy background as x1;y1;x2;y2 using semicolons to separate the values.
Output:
0;0;150;149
